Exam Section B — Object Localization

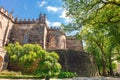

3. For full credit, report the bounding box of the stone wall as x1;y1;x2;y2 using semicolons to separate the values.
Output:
47;29;66;50
7;49;99;77
48;50;99;77
0;7;14;71
66;37;83;51
0;8;13;47
10;23;47;48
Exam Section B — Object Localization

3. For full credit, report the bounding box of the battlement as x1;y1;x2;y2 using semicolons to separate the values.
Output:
14;13;47;24
0;6;14;21
0;6;47;24
14;17;38;24
48;26;61;31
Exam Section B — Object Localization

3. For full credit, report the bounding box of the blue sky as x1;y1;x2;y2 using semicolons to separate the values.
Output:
0;0;71;27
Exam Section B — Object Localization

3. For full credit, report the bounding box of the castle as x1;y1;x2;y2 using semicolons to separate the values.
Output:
0;7;83;71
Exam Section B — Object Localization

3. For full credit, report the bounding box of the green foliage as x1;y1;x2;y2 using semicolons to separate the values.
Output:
35;51;61;78
5;42;61;78
5;42;22;62
63;0;120;76
58;71;77;78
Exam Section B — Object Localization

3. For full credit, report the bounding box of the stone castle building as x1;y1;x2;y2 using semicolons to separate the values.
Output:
0;7;83;71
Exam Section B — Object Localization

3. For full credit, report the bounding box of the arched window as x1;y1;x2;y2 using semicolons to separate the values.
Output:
23;32;29;44
63;39;66;49
58;35;66;49
0;22;2;29
49;36;56;48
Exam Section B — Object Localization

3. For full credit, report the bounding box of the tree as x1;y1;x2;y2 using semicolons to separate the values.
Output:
63;0;120;76
5;42;61;80
35;51;61;80
79;24;120;76
62;0;120;42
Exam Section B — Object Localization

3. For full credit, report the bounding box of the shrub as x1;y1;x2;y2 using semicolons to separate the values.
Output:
58;71;77;78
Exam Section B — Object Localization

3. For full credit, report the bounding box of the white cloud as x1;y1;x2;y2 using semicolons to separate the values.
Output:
37;1;47;7
59;10;72;23
46;20;61;27
52;22;61;27
46;6;59;12
46;19;51;26
59;10;66;18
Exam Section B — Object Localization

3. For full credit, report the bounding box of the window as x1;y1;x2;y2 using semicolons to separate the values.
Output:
63;39;66;49
23;32;29;44
0;22;2;29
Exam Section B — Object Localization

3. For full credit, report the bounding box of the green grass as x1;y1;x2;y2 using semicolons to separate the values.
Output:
0;75;40;79
0;70;40;79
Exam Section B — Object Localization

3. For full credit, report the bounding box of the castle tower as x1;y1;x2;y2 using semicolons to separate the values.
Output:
39;13;46;24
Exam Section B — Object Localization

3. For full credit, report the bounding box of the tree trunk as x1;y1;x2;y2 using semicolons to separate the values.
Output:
101;49;107;76
108;54;114;76
97;65;101;75
97;43;107;76
102;56;107;76
45;76;49;80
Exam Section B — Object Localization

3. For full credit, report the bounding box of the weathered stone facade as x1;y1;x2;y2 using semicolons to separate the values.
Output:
0;7;83;71
0;7;14;71
66;37;83;51
48;50;99;77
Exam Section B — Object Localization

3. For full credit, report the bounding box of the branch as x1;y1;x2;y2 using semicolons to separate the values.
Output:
101;0;120;6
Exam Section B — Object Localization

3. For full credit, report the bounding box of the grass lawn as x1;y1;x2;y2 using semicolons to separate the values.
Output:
0;70;40;79
0;75;40;79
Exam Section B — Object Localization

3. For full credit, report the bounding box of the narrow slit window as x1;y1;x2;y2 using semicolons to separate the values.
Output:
0;22;2;29
23;32;29;44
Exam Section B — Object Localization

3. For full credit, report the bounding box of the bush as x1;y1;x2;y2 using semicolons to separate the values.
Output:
58;71;77;78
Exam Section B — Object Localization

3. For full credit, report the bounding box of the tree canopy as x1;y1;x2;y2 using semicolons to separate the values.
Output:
63;0;120;76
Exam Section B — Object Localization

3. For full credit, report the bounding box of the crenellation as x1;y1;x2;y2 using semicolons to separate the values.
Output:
28;18;30;21
14;17;18;22
9;14;12;18
48;26;61;31
0;7;14;21
0;6;4;13
15;18;38;24
4;10;8;16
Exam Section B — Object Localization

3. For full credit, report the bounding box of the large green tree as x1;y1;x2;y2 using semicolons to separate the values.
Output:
63;0;120;76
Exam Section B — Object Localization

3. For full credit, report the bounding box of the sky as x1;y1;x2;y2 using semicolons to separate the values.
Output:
0;0;71;27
